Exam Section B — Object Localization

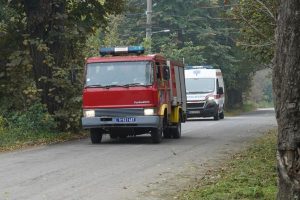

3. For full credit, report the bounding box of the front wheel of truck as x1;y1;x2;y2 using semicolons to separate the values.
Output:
90;128;103;144
151;128;162;144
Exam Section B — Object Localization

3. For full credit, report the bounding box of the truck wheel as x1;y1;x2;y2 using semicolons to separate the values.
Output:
90;129;103;144
151;128;162;143
110;134;118;139
219;111;224;119
163;128;172;138
172;116;182;139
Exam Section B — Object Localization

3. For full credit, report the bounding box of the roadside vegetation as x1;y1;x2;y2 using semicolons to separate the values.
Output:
177;129;277;200
0;103;87;152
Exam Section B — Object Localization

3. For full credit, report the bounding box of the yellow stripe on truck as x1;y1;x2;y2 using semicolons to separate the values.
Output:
170;106;181;123
158;104;168;116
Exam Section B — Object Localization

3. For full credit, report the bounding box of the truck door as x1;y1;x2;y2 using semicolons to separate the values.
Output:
156;61;171;115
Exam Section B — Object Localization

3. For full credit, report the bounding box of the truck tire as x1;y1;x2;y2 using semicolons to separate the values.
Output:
90;128;103;144
151;128;162;143
163;129;172;138
172;116;182;139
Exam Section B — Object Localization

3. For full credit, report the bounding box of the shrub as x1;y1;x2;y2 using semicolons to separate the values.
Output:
8;103;57;132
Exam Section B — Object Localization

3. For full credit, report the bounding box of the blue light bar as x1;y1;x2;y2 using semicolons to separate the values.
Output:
99;46;145;56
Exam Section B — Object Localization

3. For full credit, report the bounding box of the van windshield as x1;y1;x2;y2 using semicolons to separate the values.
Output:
185;78;215;94
85;61;153;87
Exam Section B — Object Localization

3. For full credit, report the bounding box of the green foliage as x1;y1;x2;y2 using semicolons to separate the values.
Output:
232;0;277;63
179;130;277;200
8;103;57;132
0;0;126;132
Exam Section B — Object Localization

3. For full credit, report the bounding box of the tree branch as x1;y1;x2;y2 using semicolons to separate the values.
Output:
254;0;276;21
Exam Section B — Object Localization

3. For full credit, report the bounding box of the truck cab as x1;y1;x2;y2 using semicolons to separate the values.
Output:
82;46;186;143
185;66;225;120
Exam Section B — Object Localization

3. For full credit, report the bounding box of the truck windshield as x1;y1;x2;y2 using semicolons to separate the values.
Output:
185;78;215;94
85;61;153;87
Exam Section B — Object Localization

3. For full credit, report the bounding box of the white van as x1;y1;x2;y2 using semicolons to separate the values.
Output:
185;66;225;120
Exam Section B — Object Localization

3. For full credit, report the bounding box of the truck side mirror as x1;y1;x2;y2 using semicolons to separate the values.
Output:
163;66;170;80
218;87;224;95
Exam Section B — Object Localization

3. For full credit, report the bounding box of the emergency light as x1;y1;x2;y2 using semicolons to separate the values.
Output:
100;46;145;56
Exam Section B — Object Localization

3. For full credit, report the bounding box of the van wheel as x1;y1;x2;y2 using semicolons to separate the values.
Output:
172;116;182;139
90;129;103;144
151;128;162;143
219;111;224;119
213;112;219;120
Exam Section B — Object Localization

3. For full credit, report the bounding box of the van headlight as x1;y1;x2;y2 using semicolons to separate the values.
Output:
83;110;95;118
207;96;215;101
144;108;155;115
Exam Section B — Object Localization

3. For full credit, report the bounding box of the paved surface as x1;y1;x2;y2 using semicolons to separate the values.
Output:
0;109;277;200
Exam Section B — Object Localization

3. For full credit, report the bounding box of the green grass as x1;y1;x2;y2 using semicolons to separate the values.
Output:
225;102;257;116
0;128;88;152
178;130;277;200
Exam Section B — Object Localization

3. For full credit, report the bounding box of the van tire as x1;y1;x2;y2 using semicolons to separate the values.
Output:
213;112;219;120
219;111;224;119
90;129;103;144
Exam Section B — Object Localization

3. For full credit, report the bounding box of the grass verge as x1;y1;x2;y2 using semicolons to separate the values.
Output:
225;102;258;116
178;129;277;200
0;129;88;153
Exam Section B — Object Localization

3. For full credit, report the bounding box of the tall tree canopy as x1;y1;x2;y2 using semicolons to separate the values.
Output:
0;0;125;130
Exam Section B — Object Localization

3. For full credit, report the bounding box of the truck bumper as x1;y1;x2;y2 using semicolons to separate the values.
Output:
82;115;161;129
187;105;218;118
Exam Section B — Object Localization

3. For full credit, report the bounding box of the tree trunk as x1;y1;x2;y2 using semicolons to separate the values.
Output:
273;1;300;199
23;0;65;114
225;88;243;109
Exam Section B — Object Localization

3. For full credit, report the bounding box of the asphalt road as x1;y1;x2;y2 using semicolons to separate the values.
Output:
0;109;277;200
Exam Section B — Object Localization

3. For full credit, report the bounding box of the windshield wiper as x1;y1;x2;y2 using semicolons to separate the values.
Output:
85;84;106;88
122;83;149;87
104;84;129;88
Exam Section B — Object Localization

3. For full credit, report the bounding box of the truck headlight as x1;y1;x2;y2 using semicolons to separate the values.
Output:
83;110;95;118
144;108;155;115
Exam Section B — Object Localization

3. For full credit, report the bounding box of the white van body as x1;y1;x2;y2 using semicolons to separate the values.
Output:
185;66;225;120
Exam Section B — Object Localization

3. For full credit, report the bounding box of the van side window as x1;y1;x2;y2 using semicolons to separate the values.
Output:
216;79;219;90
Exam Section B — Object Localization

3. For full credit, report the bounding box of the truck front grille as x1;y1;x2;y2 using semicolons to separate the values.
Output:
95;108;144;117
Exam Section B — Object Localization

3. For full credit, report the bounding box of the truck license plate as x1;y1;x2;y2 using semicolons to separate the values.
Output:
115;117;136;123
189;111;201;114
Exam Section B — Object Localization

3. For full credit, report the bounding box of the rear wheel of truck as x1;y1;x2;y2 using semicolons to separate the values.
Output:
163;128;172;138
90;129;103;144
172;116;182;139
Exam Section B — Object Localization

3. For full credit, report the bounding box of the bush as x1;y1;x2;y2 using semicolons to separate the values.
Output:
0;115;7;132
8;103;57;132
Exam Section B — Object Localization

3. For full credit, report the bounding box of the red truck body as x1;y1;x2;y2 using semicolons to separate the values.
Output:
82;48;186;143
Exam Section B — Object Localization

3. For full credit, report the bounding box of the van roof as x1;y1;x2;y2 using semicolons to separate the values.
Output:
185;68;222;78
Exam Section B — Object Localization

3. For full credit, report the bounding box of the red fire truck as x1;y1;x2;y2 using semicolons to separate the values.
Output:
81;46;187;144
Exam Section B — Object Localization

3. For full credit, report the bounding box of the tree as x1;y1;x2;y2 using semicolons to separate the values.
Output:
273;1;300;199
0;0;125;131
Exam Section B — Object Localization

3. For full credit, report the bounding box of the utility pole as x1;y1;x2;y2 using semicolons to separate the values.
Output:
146;0;152;39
